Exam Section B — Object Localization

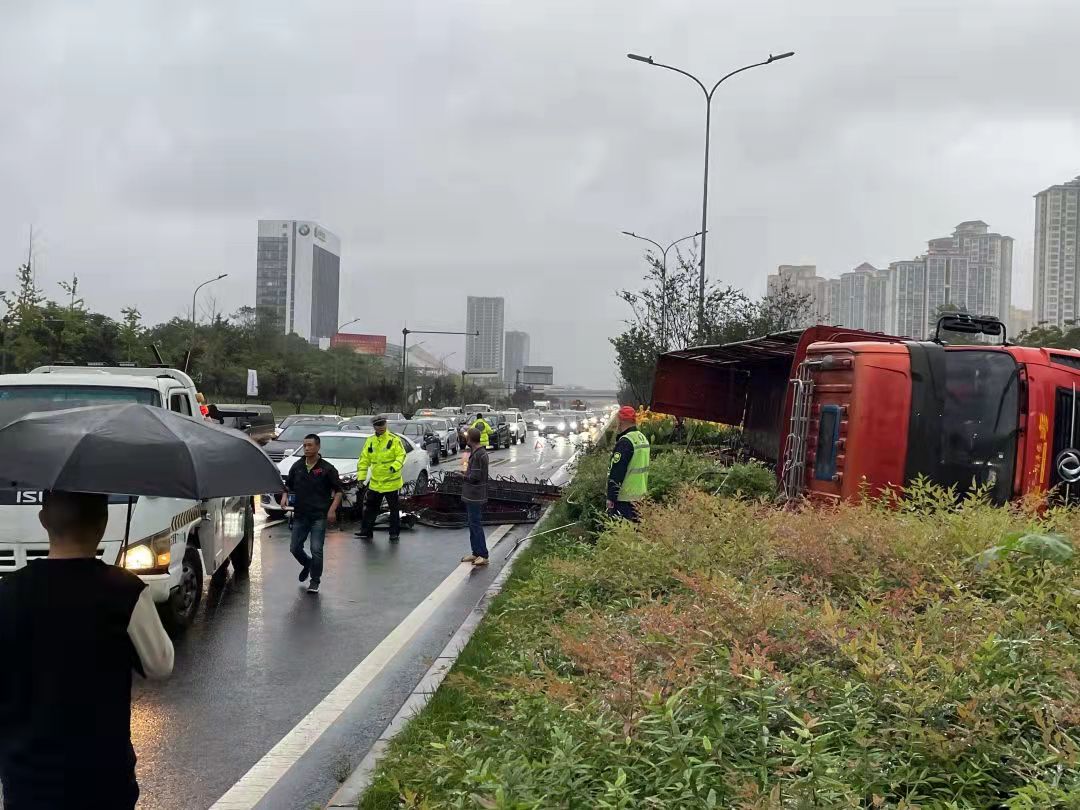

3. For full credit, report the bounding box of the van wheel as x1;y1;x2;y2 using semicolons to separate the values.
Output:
230;499;255;574
160;548;203;633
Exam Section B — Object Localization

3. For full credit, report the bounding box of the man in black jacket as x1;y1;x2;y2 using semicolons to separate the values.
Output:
281;434;343;594
0;491;174;809
460;427;490;567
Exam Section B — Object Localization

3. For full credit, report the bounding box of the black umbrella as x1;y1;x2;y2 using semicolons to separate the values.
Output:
0;403;284;499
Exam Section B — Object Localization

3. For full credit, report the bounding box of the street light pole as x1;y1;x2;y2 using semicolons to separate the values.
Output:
622;230;702;350
627;51;794;339
185;273;228;373
401;327;479;412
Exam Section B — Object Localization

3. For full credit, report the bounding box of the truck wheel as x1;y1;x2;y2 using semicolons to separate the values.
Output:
160;548;203;633
230;499;255;574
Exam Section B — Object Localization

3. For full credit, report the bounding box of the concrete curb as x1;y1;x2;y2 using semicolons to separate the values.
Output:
325;501;557;808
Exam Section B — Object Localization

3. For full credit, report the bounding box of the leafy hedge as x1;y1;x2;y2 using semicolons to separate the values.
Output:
362;483;1080;808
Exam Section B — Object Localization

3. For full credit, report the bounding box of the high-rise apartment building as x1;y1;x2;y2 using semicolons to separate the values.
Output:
766;265;833;327
837;263;880;330
876;221;1013;339
1034;176;1080;327
256;220;341;343
504;330;530;385
889;260;927;338
465;296;505;377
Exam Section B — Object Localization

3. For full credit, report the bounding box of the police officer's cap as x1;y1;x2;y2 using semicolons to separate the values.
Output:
372;416;388;427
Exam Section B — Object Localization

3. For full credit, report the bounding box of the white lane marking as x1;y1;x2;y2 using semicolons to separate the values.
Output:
209;523;514;810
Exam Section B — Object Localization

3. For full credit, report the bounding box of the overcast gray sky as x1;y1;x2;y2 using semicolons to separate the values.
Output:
2;0;1078;386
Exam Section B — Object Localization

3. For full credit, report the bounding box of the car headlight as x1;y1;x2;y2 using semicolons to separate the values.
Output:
558;421;566;430
122;531;172;572
537;421;545;428
570;421;578;429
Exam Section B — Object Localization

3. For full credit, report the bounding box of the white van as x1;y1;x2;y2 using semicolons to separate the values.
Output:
0;366;255;632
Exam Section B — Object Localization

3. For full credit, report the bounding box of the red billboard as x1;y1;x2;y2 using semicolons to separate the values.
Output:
331;333;387;356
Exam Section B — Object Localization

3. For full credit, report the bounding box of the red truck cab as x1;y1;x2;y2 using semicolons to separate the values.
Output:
653;321;1080;505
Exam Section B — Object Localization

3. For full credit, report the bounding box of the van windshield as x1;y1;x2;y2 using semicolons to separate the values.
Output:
0;385;160;427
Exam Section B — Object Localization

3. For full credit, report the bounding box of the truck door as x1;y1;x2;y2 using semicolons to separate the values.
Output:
1051;385;1080;503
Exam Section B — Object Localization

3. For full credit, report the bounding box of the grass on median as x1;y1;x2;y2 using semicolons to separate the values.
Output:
361;455;1080;809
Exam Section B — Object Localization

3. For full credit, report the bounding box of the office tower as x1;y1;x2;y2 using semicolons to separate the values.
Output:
465;296;505;377
256;220;341;343
504;330;531;385
1034;176;1080;326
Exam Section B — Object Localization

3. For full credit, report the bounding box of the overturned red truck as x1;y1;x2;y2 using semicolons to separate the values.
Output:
652;315;1080;505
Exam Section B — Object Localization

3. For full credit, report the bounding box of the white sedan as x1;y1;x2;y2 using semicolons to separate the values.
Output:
260;430;432;519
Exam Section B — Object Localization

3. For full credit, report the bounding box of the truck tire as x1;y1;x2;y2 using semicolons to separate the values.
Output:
230;499;255;574
160;547;203;634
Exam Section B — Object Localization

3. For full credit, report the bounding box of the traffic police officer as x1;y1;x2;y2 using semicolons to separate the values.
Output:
607;405;650;521
471;412;493;448
354;416;407;542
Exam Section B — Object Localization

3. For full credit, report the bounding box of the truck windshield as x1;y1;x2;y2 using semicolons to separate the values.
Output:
938;350;1019;503
0;385;160;428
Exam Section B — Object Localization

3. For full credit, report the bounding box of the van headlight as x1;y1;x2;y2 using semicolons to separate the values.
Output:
123;530;172;572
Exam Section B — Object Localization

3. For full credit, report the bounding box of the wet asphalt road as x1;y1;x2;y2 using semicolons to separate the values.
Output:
130;432;584;810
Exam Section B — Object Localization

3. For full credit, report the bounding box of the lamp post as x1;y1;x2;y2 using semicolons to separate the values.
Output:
401;327;479;412
622;230;702;350
185;273;228;373
336;317;362;333
627;50;794;338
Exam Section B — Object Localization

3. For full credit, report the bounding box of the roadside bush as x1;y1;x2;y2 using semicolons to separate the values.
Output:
364;482;1080;809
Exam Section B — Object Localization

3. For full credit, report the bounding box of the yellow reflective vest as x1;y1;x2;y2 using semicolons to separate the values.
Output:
357;432;407;492
471;417;493;446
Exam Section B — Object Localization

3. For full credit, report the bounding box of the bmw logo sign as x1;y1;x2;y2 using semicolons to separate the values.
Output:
298;224;311;236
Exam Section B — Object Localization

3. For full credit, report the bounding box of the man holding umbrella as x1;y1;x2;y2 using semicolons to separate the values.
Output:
281;434;343;594
354;416;406;542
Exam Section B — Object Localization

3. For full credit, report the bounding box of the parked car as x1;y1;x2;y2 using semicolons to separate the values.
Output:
276;413;342;435
459;412;509;449
340;415;378;431
415;416;460;455
388;420;442;465
501;411;527;444
263;420;342;461
483;413;512;449
211;403;276;445
262;430;432;519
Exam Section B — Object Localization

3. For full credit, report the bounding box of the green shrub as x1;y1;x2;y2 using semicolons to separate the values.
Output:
364;483;1080;809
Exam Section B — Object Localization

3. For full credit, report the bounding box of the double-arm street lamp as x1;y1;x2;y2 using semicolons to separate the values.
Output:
185;273;228;373
622;230;702;350
401;327;479;411
627;50;794;337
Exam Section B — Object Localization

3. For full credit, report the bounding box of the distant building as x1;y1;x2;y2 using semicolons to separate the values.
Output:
837;263;879;330
1033;176;1080;327
889;259;928;338
504;331;531;385
766;265;824;327
465;296;505;378
819;278;842;325
256;220;341;343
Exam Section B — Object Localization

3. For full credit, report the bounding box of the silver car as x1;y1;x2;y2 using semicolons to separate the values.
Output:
415;417;460;455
